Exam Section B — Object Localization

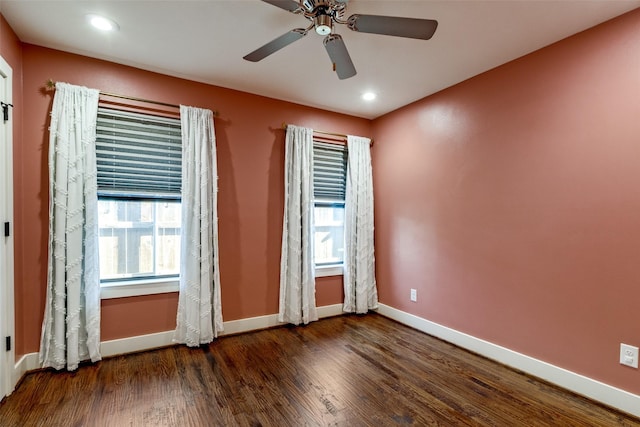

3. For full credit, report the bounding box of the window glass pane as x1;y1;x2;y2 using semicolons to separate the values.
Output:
314;204;345;266
98;235;119;277
156;202;181;275
139;235;153;274
98;200;181;281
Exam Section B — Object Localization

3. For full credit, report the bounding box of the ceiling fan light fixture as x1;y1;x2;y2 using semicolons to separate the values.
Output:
314;14;332;35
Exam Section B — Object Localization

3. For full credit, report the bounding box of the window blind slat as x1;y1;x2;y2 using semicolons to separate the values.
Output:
96;135;181;149
313;141;347;201
96;107;182;198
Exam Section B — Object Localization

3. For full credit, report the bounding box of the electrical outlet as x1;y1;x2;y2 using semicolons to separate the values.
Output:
620;344;639;368
410;288;417;302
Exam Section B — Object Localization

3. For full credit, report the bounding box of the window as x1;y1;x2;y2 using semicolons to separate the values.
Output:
96;108;182;286
314;201;345;266
98;199;180;281
313;141;347;273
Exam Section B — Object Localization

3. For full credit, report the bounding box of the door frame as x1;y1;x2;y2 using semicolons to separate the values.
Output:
0;54;15;400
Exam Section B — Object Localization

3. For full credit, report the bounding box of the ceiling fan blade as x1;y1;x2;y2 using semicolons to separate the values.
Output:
347;14;438;40
323;34;356;80
260;0;301;13
243;29;307;62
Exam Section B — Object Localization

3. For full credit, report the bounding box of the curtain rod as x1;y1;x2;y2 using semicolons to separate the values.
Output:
45;79;219;116
281;123;373;145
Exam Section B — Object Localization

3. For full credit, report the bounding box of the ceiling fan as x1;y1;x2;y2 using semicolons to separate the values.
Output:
243;0;438;80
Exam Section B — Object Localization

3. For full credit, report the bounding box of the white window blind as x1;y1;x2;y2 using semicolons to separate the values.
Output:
313;141;348;201
96;108;182;200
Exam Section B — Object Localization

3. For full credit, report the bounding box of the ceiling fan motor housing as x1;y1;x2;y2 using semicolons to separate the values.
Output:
303;1;347;21
303;0;346;11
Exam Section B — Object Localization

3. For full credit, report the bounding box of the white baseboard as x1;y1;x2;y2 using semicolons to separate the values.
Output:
375;303;640;418
222;303;344;336
13;303;345;380
14;353;39;386
101;330;175;357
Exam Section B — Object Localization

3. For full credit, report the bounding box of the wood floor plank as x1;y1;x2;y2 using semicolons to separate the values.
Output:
1;313;638;426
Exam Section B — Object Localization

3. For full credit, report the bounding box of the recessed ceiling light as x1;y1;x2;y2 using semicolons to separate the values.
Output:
87;14;119;32
362;92;376;101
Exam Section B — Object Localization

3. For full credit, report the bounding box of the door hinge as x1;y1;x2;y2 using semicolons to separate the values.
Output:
1;102;13;122
3;222;8;237
5;336;10;352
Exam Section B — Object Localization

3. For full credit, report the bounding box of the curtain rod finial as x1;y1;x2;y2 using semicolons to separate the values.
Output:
45;79;55;90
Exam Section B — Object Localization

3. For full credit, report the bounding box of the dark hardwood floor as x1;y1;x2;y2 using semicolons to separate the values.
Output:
1;313;638;426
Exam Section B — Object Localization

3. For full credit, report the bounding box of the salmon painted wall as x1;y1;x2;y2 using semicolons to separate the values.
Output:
17;43;369;357
0;15;23;358
0;16;22;122
372;9;640;394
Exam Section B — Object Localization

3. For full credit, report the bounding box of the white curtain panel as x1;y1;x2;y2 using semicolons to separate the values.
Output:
344;135;378;314
39;82;101;371
278;125;318;325
174;105;223;346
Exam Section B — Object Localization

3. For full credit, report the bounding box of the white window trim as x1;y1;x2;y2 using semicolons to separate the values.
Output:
316;264;344;277
100;277;179;299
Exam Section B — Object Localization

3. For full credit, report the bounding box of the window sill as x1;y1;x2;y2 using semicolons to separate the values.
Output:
100;277;179;300
100;266;342;298
316;264;344;277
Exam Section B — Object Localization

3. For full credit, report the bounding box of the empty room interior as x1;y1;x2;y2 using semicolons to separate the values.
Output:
1;0;640;425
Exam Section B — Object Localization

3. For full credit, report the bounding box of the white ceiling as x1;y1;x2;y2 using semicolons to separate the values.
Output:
2;0;639;119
